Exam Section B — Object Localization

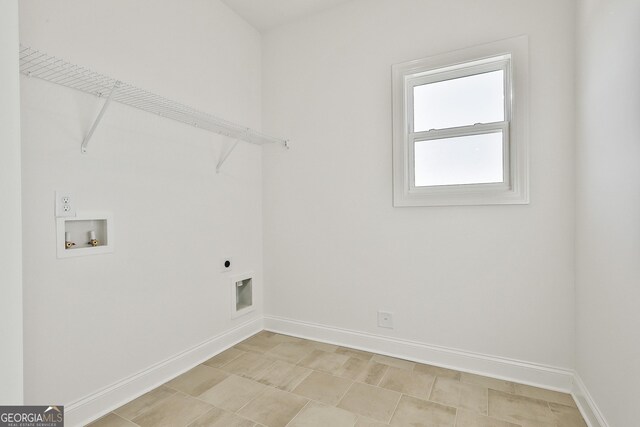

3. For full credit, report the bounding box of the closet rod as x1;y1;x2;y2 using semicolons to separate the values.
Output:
19;45;289;152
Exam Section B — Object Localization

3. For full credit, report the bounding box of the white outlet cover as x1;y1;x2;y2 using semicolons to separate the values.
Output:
378;311;394;329
55;191;76;218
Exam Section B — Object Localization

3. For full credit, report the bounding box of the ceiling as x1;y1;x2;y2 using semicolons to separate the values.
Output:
221;0;352;32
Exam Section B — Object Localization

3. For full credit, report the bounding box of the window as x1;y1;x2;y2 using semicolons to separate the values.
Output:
392;36;529;206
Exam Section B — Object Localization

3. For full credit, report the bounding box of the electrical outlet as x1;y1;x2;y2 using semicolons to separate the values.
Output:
55;191;76;218
221;257;233;272
378;311;394;329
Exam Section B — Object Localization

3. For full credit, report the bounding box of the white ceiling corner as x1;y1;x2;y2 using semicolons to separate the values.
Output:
221;0;352;32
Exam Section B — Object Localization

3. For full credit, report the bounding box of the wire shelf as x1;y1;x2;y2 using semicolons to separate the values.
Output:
19;45;288;148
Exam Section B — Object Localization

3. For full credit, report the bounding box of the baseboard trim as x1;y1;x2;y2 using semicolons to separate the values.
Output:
63;315;608;427
65;317;263;427
571;374;609;427
264;315;574;392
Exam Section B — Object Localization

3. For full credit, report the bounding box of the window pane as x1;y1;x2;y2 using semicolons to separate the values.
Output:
414;132;504;187
413;70;504;131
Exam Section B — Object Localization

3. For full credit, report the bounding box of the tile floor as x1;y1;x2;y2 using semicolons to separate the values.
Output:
88;331;587;427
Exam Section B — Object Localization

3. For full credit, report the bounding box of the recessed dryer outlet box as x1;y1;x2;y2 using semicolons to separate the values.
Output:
231;272;254;319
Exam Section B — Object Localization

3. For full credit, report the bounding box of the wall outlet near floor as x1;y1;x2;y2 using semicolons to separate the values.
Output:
378;311;394;329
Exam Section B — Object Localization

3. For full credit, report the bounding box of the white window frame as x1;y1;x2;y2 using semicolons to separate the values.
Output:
392;36;529;207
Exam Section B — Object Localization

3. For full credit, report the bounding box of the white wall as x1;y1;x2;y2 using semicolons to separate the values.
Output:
0;0;24;405
16;1;639;423
575;0;640;425
19;0;264;409
262;0;577;370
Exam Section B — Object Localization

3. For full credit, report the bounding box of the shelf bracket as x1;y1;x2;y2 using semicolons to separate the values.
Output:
81;81;120;154
216;138;240;173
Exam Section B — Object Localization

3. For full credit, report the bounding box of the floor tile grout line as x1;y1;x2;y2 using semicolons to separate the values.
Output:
112;411;141;426
416;378;482;416
386;391;404;425
164;394;216;425
426;374;436;400
377;364;390;386
183;406;221;427
211;367;340;411
114;385;179;422
376;364;392;389
230;377;271;415
294;387;351;409
235;411;263;426
209;347;246;369
283;399;311;427
486;383;490;419
221;358;280;386
229;388;269;426
367;366;436;403
483;389;555;427
335;380;357;408
284;364;315;392
220;373;340;424
544;399;564;425
334;377;356;404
